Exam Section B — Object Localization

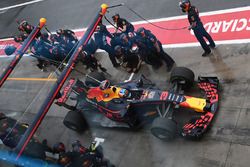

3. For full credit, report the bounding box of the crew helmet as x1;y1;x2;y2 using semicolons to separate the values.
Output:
179;0;191;12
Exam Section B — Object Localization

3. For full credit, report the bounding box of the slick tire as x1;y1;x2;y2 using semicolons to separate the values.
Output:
170;67;195;90
63;110;88;133
85;71;106;87
151;117;177;141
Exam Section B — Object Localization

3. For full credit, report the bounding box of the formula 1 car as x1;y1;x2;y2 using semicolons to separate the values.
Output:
56;67;219;140
0;113;114;167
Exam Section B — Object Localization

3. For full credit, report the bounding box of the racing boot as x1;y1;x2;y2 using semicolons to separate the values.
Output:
202;50;211;57
209;44;216;49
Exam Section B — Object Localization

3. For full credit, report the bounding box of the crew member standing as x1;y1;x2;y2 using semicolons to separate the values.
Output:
112;14;135;34
94;21;120;67
136;27;175;71
179;0;216;57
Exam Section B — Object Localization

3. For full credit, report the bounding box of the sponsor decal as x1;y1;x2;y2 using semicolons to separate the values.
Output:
57;79;75;103
160;91;169;100
147;91;156;99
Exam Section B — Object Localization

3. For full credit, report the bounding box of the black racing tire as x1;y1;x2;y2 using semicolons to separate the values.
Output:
151;117;177;141
63;110;88;132
170;67;195;90
85;71;106;87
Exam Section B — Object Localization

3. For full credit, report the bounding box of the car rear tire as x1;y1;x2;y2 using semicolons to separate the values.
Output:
151;117;177;141
63;110;88;132
170;67;195;90
85;71;106;87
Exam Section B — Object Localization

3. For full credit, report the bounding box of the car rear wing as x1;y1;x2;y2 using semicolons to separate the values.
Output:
182;76;219;139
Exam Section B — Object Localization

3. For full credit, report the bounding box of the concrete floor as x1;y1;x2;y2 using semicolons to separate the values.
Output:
1;42;250;167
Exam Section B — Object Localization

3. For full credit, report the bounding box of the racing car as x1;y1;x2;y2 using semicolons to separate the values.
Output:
0;113;114;167
56;67;219;140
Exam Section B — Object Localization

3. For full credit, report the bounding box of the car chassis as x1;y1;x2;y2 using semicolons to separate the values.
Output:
56;67;219;141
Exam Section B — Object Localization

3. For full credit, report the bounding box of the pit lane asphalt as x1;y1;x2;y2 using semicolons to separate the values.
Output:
1;1;250;167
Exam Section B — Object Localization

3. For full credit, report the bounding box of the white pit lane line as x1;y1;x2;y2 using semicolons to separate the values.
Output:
0;0;44;13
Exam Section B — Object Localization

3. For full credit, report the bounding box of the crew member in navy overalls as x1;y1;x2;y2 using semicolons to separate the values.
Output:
112;14;135;34
136;27;175;71
94;21;120;67
179;0;216;57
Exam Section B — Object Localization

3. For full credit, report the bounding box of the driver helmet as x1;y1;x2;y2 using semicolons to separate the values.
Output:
179;0;191;12
99;80;110;90
118;89;131;98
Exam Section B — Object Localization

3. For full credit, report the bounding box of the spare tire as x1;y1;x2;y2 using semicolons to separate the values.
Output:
85;72;106;87
63;110;88;132
170;67;195;90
